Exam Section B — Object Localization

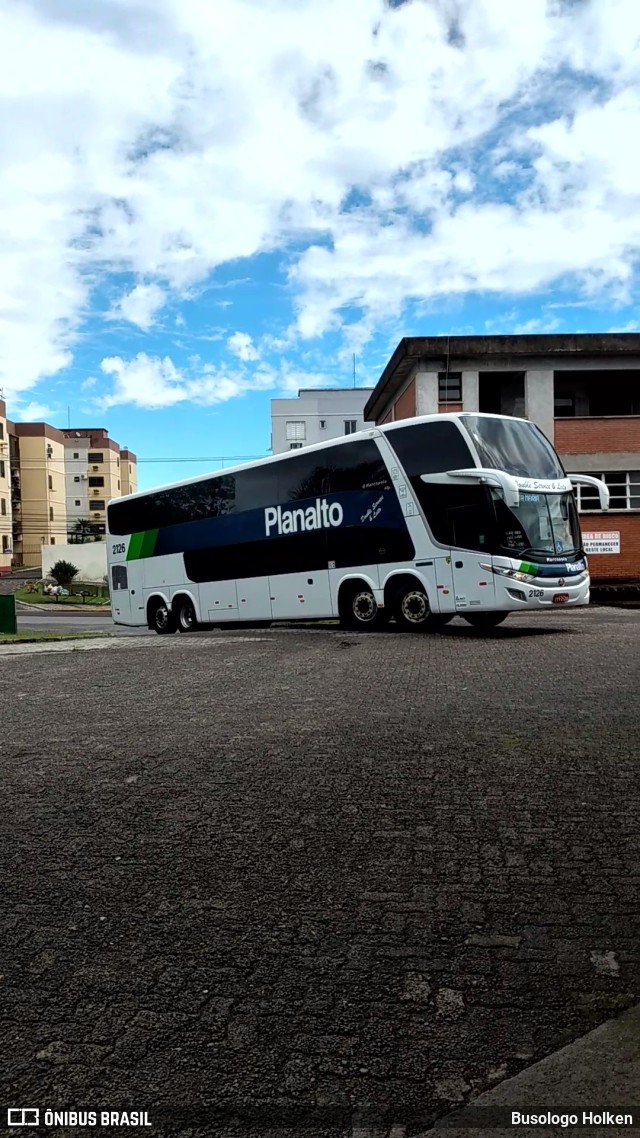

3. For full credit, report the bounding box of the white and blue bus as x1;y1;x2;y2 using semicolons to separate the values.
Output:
106;412;609;635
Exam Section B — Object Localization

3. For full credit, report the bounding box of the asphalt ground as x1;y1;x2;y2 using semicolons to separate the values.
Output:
1;608;639;1137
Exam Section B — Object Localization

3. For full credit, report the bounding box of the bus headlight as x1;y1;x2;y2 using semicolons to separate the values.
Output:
480;563;537;584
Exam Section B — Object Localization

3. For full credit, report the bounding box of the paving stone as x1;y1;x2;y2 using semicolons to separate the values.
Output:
1;610;639;1136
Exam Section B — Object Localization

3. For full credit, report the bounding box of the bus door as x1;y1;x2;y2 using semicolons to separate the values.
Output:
447;505;496;611
111;563;133;625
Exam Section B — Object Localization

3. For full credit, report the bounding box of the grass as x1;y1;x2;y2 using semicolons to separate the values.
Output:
15;587;110;607
0;631;112;644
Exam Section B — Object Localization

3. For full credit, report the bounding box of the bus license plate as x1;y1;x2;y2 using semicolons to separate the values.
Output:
553;593;570;604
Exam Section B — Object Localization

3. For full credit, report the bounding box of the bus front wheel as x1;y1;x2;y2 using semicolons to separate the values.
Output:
150;600;176;635
463;612;508;631
176;597;198;633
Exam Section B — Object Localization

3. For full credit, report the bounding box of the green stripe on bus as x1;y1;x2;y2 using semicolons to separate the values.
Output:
127;529;159;560
127;532;144;560
140;528;159;558
519;561;538;575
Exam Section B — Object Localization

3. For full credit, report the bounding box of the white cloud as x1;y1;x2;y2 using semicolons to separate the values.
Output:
113;283;166;330
10;400;55;421
95;350;334;410
227;331;260;361
1;0;640;401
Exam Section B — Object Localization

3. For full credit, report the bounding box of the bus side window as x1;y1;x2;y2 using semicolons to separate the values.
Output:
112;565;128;591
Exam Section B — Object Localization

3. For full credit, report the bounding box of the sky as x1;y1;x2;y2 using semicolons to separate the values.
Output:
1;0;640;491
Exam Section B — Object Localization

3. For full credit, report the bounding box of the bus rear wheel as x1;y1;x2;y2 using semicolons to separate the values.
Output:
339;584;385;631
463;612;508;631
392;583;437;632
176;597;198;633
150;600;176;635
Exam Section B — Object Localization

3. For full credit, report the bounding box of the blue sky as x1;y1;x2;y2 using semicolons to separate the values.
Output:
1;0;640;491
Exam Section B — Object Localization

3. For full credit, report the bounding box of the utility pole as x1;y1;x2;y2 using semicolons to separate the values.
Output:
353;354;356;388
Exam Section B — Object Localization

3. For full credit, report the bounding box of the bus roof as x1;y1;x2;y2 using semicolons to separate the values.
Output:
107;410;532;508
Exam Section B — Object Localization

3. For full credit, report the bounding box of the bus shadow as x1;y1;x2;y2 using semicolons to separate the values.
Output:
436;623;572;639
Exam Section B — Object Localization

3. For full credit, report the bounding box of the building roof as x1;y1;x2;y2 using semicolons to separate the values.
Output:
363;333;640;421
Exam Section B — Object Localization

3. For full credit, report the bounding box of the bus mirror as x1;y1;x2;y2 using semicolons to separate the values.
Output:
568;475;610;512
421;468;521;508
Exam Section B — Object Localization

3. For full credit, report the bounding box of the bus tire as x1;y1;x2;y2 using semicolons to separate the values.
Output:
339;582;385;631
463;612;508;631
391;582;437;632
149;599;176;635
175;597;198;633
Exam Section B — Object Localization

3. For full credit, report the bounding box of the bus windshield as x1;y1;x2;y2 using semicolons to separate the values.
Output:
462;415;565;479
492;489;581;557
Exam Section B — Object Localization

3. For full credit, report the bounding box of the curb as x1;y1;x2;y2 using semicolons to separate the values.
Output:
16;601;112;613
420;1003;640;1136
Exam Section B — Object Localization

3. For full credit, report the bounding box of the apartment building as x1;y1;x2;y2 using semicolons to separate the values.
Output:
120;449;138;497
3;417;138;570
0;399;11;574
270;387;374;454
8;422;67;569
62;429;137;540
364;334;640;585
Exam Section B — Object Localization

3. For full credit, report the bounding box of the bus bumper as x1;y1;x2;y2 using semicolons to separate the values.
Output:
498;576;590;610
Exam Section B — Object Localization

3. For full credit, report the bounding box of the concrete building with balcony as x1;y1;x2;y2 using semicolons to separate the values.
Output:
271;387;374;454
0;399;11;574
4;417;138;570
8;421;68;568
363;334;640;586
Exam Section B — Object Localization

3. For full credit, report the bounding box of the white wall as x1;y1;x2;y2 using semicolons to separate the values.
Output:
42;541;107;582
271;388;374;454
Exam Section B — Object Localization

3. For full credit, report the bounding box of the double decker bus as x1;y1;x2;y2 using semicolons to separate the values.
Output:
106;412;609;634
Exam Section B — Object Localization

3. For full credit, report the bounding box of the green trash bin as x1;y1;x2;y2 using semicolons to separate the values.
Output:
0;594;17;635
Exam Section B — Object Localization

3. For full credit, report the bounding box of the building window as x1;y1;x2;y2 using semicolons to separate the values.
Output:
574;471;640;512
88;452;104;463
118;479;121;489
117;458;120;467
0;423;3;438
89;476;104;487
286;422;306;442
91;500;106;511
2;535;8;552
73;451;79;459
289;443;303;449
0;460;4;477
74;475;80;482
48;474;53;490
344;420;357;435
51;537;55;544
320;420;326;430
49;507;54;521
75;499;81;506
129;464;131;474
0;499;5;515
438;372;463;402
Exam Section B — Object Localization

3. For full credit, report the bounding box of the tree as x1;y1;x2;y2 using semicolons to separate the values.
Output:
50;560;79;587
71;518;92;544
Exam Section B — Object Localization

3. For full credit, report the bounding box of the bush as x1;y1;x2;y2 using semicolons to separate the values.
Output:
49;560;80;587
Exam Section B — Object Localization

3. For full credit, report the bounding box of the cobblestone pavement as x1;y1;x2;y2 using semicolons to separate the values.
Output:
1;608;639;1137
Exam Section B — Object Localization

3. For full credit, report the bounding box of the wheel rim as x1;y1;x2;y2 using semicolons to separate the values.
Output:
352;591;377;624
401;590;429;624
155;604;169;629
180;604;194;630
